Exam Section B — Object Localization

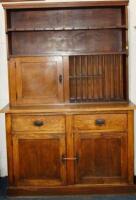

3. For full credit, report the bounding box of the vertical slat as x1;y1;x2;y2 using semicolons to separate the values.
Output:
91;55;94;100
111;54;114;99
94;56;98;100
82;56;87;101
87;55;90;100
80;56;82;101
98;56;102;99
120;55;123;99
108;55;111;100
69;57;75;102
74;56;77;102
102;55;105;100
104;55;109;100
108;55;112;100
76;56;80;101
85;56;88;101
116;55;120;99
69;54;125;103
113;55;116;100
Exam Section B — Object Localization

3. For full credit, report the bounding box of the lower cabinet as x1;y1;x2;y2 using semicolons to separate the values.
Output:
12;133;67;186
6;111;134;192
74;131;128;184
73;114;128;184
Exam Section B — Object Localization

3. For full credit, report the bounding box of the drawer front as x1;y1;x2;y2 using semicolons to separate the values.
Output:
74;114;127;131
12;115;65;132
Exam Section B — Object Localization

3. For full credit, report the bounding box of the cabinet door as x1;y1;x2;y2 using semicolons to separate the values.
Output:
74;131;128;184
12;133;66;186
9;56;64;106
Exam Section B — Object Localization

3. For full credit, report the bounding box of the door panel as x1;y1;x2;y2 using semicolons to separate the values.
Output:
74;132;128;184
12;133;66;186
10;56;64;105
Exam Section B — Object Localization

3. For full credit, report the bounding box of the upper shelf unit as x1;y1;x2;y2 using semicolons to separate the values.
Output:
7;7;126;30
6;6;127;56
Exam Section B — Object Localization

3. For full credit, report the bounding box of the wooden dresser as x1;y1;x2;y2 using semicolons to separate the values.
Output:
1;0;136;195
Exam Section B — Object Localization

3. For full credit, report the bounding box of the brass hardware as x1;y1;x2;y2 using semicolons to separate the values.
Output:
61;154;79;163
126;46;128;50
33;120;44;127
95;119;105;126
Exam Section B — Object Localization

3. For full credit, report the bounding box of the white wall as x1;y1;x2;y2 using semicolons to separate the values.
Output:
0;0;136;177
129;0;136;174
0;4;9;177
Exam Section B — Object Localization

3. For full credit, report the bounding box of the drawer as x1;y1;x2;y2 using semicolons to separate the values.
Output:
74;114;127;131
12;115;65;132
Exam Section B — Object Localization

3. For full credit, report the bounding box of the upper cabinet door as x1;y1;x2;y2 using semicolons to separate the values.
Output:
9;57;64;106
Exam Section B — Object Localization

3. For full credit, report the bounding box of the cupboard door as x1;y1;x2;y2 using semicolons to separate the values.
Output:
12;133;66;186
74;132;128;184
9;57;64;106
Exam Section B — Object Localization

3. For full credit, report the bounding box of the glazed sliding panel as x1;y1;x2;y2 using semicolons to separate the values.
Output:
69;55;127;102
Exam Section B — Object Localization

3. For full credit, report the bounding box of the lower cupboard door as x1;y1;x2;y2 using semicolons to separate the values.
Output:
74;132;128;184
12;133;66;186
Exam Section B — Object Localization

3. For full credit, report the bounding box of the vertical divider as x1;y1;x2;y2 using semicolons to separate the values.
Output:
63;56;70;103
66;115;75;185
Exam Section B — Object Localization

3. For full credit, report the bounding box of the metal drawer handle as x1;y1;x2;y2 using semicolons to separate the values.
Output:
95;119;105;126
59;74;63;84
33;120;44;127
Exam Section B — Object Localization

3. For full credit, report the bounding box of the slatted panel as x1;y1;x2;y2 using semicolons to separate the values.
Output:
69;55;126;102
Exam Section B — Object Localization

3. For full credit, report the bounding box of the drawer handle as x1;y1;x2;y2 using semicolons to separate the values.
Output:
61;153;79;164
33;120;44;127
95;119;105;126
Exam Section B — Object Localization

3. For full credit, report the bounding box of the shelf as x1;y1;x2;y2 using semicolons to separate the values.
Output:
8;51;128;58
6;25;127;32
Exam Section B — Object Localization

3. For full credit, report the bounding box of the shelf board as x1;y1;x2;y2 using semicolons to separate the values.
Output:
6;25;127;32
8;51;128;58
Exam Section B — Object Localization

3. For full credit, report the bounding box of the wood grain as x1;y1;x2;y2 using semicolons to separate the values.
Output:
12;133;67;186
74;114;127;132
12;115;65;132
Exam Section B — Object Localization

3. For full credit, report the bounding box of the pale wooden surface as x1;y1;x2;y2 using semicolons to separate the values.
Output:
2;0;129;9
1;103;135;113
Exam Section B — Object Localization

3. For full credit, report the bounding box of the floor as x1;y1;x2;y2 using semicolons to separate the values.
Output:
1;178;136;200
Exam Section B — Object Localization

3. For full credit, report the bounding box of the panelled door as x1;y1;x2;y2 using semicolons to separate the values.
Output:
12;132;66;186
9;56;64;106
74;131;128;184
73;114;128;184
